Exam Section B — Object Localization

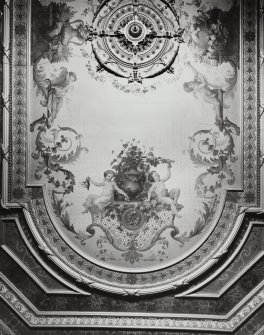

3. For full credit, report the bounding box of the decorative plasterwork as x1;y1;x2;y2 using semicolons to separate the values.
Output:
1;273;264;331
1;0;263;298
0;319;16;335
0;0;263;333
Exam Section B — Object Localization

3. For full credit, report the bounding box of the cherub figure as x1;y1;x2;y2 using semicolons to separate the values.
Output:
147;164;183;218
46;4;95;63
45;67;77;124
82;170;129;214
49;19;93;48
30;67;77;132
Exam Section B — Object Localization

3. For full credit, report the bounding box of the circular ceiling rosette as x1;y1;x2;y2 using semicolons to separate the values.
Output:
91;0;184;83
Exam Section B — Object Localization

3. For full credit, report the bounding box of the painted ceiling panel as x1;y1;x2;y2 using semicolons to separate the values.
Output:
0;0;264;334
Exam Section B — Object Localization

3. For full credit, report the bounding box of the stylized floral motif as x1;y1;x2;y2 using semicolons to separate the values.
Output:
185;3;239;66
188;120;240;199
111;139;174;200
31;124;87;196
111;139;174;174
189;198;218;238
80;204;178;264
244;31;255;42
81;49;182;95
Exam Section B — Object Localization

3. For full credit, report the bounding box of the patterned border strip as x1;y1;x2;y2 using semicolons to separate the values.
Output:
1;276;264;331
254;324;264;335
0;320;16;335
10;0;31;203
11;0;26;201
241;0;260;205
260;0;264;210
2;0;11;206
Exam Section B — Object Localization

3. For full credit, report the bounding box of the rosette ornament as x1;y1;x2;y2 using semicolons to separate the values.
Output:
89;0;184;83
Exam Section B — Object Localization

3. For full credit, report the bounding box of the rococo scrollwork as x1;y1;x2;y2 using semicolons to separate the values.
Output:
1;0;261;300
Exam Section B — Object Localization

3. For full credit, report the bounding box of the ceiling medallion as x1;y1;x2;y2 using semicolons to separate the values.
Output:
87;0;184;83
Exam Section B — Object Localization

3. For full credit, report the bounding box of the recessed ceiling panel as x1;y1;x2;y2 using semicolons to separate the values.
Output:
2;0;261;296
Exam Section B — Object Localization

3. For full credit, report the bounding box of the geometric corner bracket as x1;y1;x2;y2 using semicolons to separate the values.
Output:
0;219;89;295
182;222;264;298
2;0;262;297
